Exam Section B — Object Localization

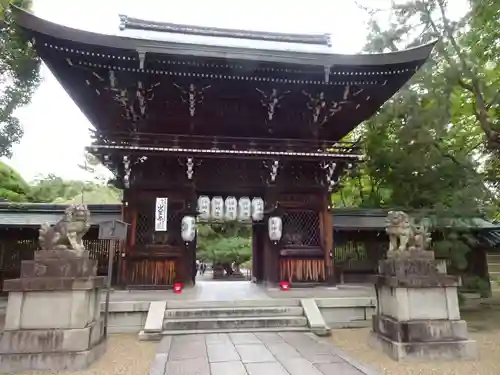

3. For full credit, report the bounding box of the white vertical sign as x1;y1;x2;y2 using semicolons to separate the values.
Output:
155;197;168;231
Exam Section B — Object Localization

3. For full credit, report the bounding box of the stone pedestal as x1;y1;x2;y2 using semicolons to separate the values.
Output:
368;251;477;361
0;250;106;373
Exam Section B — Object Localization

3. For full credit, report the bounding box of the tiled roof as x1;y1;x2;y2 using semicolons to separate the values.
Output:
0;203;120;227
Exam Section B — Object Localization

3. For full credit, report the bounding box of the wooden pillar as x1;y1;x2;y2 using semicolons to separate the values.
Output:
122;198;136;286
252;224;258;282
262;185;280;285
183;188;197;287
181;238;196;287
322;193;335;284
263;236;280;284
252;223;266;283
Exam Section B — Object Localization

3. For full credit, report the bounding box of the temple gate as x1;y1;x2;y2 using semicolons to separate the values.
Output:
13;7;434;288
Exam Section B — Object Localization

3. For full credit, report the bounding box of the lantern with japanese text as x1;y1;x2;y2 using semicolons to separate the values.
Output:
181;215;196;243
238;196;251;222
224;196;238;221
251;197;264;221
211;196;224;221
268;216;282;243
197;195;211;220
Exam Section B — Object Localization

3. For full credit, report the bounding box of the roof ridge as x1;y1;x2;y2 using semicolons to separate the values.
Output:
118;15;332;46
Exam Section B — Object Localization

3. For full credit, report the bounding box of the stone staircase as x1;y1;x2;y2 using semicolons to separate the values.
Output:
140;299;310;339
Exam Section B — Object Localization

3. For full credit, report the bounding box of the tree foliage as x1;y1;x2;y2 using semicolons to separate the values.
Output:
0;160;30;201
0;163;121;204
334;0;498;219
0;0;40;157
29;174;122;204
331;0;500;282
197;222;252;275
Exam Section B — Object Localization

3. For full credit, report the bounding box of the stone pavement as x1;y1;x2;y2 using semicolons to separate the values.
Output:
149;332;376;375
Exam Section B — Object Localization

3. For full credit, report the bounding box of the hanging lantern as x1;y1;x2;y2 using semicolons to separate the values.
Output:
251;197;264;221
197;195;211;220
238;196;251;222
181;215;196;243
268;216;282;242
211;196;224;221
224;196;238;221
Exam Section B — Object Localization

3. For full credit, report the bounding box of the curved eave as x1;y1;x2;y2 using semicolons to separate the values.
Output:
12;6;437;67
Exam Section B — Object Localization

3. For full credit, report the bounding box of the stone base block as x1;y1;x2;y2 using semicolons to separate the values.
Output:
0;337;107;373
374;256;460;288
376;284;461;321
372;314;469;343
368;331;477;361
21;254;97;278
5;288;102;330
0;320;104;354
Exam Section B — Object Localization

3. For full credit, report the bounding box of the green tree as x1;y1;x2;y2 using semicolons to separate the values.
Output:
56;183;122;204
0;160;30;201
29;174;84;203
197;222;252;277
334;0;496;217
0;0;40;157
29;175;122;204
29;151;122;204
337;0;500;286
358;0;500;191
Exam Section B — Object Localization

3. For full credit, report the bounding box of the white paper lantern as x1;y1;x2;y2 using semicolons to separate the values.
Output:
224;196;238;221
238;196;251;221
211;196;224;221
268;216;283;242
251;197;264;221
181;215;196;242
197;195;211;220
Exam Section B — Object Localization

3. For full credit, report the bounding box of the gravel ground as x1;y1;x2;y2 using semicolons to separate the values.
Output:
17;334;157;375
329;328;500;375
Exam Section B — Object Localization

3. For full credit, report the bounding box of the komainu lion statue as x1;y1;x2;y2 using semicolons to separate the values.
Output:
385;211;431;256
38;204;91;256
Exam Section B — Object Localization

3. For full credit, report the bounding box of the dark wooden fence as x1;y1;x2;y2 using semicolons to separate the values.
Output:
0;227;119;291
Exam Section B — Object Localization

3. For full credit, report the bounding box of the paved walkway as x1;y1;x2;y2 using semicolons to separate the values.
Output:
149;332;373;375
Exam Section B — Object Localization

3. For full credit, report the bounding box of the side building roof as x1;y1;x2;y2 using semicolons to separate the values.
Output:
1;202;498;239
0;203;121;227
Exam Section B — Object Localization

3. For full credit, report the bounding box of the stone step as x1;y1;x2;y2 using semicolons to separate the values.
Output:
163;326;310;335
139;326;309;340
165;306;304;319
165;298;300;309
163;316;308;331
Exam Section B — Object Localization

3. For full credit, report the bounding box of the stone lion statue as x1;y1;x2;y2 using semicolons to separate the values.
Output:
38;204;91;256
386;211;412;254
386;211;431;256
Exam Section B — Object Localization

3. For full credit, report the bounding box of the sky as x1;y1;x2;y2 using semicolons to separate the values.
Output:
3;0;466;182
